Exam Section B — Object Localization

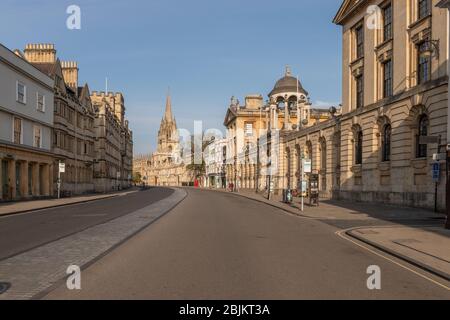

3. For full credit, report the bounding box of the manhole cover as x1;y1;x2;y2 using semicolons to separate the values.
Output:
0;282;11;295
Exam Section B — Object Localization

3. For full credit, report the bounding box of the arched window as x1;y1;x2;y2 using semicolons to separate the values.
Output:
307;142;313;165
355;130;363;165
288;96;297;110
416;115;429;158
276;97;285;110
382;124;391;162
320;139;327;171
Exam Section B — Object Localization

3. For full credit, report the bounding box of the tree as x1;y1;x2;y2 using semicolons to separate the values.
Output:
132;172;142;184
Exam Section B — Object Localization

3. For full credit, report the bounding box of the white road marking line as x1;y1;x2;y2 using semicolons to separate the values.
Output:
335;229;450;291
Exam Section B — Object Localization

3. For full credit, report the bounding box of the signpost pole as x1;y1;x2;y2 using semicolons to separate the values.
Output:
57;160;61;199
435;181;439;213
301;162;304;212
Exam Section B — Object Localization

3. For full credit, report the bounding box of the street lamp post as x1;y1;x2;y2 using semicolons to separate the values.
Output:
437;0;450;229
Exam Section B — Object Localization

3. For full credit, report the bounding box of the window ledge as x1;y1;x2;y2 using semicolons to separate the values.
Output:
411;158;428;169
408;14;432;31
375;38;393;52
378;161;391;172
350;56;364;67
351;165;362;174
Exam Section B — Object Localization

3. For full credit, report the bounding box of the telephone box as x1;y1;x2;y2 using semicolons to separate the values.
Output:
309;174;319;206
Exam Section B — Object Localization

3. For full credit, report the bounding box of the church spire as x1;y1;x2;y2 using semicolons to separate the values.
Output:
164;88;173;122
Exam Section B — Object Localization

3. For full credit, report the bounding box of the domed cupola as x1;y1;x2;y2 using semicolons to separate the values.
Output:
269;66;309;103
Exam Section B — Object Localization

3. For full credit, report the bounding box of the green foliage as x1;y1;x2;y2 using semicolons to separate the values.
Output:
132;172;142;183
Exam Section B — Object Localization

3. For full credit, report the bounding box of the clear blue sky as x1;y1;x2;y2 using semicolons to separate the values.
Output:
1;0;343;155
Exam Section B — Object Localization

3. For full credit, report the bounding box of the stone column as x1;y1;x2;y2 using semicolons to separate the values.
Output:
49;163;54;197
32;162;40;196
20;161;28;198
41;164;50;196
284;97;290;130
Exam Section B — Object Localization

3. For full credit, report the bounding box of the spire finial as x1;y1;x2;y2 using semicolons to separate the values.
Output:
164;88;173;121
285;65;292;77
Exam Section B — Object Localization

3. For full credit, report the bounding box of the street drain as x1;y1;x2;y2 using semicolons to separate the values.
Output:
0;282;11;295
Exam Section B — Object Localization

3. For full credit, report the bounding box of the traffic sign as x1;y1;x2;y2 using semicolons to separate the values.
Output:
432;162;440;183
420;136;440;145
303;159;312;173
59;162;65;173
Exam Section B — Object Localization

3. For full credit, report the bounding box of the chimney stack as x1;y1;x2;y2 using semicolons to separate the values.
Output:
23;43;56;63
61;61;79;92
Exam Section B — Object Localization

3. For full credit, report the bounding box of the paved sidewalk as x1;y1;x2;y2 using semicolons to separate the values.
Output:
348;226;450;281
209;188;442;222
204;188;450;281
0;189;139;216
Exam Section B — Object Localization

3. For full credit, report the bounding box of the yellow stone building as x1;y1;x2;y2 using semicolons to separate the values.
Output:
223;67;331;191
91;92;134;192
134;94;193;187
21;44;97;196
274;0;448;210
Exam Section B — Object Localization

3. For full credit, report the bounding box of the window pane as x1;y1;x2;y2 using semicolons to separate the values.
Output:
417;115;429;158
382;125;391;162
355;131;363;165
17;83;25;103
383;60;393;97
418;0;430;20
356;26;364;59
356;75;364;108
14;118;22;144
383;4;392;41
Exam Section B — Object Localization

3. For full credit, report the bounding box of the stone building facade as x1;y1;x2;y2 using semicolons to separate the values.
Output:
0;44;55;201
275;0;448;210
91;92;133;192
205;139;227;189
22;44;96;196
133;94;192;187
223;68;331;191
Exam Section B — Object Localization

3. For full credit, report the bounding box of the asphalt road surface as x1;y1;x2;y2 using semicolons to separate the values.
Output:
45;188;450;300
0;188;174;261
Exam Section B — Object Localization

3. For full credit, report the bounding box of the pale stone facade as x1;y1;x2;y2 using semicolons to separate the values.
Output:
10;43;133;197
22;44;96;196
0;44;55;201
218;1;449;211
205;139;227;189
91;92;133;192
223;68;331;192
276;0;448;210
134;94;192;187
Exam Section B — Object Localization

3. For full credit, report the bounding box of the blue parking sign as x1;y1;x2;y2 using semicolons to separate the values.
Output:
432;163;440;183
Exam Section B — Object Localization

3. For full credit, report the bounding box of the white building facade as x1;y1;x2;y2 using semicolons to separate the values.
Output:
0;44;55;201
